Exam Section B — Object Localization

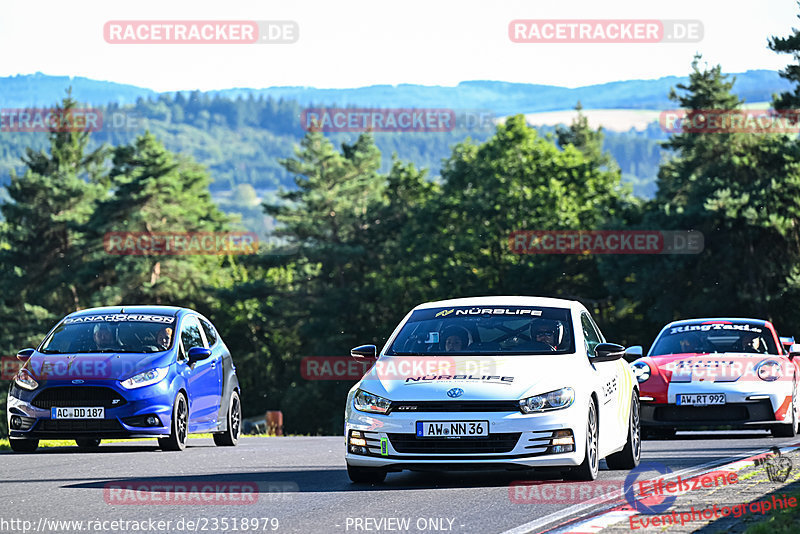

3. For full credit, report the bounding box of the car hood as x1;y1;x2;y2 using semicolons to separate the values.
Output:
356;354;580;400
26;351;172;382
641;352;791;384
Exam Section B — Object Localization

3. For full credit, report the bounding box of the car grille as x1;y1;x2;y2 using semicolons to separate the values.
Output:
35;419;125;432
31;386;126;409
389;401;520;413
652;401;773;423
388;433;521;454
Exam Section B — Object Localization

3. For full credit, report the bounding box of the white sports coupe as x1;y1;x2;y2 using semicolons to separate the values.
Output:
344;296;640;483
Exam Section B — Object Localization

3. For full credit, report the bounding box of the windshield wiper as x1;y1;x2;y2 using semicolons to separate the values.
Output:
40;349;62;354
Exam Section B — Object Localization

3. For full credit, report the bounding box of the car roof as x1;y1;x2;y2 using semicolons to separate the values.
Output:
65;305;187;318
413;295;582;311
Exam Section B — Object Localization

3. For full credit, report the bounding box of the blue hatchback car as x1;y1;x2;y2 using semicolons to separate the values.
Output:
6;305;240;452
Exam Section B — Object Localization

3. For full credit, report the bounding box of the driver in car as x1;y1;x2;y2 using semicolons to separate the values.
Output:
156;327;173;350
530;318;563;351
93;324;120;350
678;332;704;353
738;331;767;354
443;325;470;352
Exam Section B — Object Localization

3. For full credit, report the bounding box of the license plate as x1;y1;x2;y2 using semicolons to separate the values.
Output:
416;421;489;438
51;407;105;419
676;394;726;406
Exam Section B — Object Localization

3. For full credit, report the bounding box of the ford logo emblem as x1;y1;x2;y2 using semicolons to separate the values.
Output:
71;379;84;384
447;388;464;398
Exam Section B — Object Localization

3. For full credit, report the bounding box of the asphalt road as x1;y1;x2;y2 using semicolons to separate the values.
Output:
0;432;796;534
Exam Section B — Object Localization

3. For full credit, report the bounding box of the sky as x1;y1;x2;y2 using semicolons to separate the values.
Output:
0;0;796;91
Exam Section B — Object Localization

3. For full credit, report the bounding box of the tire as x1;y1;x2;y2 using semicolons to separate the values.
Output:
9;439;38;453
772;380;797;438
563;399;599;481
347;464;387;484
606;392;641;470
75;438;101;449
213;390;241;447
159;392;188;451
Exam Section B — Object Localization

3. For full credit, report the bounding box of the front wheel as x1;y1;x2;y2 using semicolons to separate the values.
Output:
159;392;188;451
9;439;38;453
606;392;641;469
213;390;241;447
563;400;599;481
347;464;387;484
772;382;797;438
75;438;101;450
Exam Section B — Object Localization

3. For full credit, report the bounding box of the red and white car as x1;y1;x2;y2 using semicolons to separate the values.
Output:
630;318;800;438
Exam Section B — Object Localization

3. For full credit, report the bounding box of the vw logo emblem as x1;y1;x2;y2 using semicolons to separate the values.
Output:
447;388;464;398
72;379;84;384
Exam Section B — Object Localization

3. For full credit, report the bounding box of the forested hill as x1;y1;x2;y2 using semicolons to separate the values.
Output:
0;70;791;218
0;70;790;112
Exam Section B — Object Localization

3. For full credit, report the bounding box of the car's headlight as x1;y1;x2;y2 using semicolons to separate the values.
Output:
120;367;169;389
14;369;39;391
519;387;575;414
756;360;782;382
353;389;392;414
631;361;651;383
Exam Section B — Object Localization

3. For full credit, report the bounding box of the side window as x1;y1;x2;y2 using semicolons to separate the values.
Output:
180;316;206;356
581;313;602;355
200;319;218;346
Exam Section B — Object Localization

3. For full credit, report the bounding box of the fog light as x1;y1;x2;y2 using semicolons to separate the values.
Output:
10;415;22;430
146;416;160;426
551;445;573;453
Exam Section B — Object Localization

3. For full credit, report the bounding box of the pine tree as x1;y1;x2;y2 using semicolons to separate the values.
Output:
80;132;232;306
0;92;107;324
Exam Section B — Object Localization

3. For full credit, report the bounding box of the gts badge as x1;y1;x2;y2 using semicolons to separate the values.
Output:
602;377;618;403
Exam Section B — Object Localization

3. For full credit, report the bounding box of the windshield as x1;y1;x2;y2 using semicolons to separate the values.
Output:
650;322;778;356
387;306;575;355
40;314;177;354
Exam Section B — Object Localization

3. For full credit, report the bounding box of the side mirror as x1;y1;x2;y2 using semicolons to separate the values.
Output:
789;344;800;360
592;343;626;362
188;347;212;364
624;345;643;359
350;344;378;361
16;348;35;362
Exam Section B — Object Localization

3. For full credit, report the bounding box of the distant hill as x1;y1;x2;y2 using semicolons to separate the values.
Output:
0;70;791;114
0;70;792;229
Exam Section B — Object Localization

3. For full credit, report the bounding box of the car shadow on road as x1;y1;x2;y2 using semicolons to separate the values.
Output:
63;466;595;494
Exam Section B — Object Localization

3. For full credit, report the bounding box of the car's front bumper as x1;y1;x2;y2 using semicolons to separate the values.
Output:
344;406;586;470
640;381;792;429
7;379;175;440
